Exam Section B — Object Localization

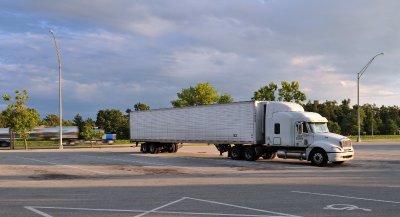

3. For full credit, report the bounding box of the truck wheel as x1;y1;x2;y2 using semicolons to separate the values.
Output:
173;144;178;153
142;143;150;153
230;145;244;160
310;149;328;167
167;144;173;153
244;146;258;161
149;143;160;154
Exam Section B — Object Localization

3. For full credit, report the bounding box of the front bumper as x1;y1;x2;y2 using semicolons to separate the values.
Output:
327;150;354;162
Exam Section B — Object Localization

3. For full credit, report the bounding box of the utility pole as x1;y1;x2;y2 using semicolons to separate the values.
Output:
357;52;384;142
49;30;63;149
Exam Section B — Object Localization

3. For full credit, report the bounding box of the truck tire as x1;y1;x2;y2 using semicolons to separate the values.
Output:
149;143;160;154
142;143;150;153
230;145;244;160
173;143;178;153
310;149;328;167
167;143;178;153
244;146;258;161
167;144;174;153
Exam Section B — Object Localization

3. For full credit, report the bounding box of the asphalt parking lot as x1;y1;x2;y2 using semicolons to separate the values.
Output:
0;143;399;217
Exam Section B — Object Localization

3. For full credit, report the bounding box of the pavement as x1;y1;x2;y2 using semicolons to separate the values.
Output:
0;143;399;217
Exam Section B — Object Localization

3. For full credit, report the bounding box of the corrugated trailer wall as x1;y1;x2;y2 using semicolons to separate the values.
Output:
130;101;262;144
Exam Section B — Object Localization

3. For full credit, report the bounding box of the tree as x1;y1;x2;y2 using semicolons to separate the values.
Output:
2;90;40;149
73;114;84;139
134;102;150;111
81;121;103;147
252;82;278;101
278;81;306;103
96;109;129;139
171;82;233;107
0;112;6;128
217;93;234;104
328;122;341;134
40;114;74;127
252;81;306;103
41;114;60;127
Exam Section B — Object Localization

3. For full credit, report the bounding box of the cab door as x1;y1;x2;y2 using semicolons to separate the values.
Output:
295;122;305;146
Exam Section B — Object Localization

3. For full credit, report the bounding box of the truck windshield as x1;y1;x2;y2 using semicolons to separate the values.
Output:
309;122;329;133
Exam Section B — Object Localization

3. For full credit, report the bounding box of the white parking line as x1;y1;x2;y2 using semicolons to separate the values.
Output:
184;197;301;217
24;206;54;217
134;197;186;217
291;191;400;204
25;205;287;216
24;197;301;217
19;157;109;175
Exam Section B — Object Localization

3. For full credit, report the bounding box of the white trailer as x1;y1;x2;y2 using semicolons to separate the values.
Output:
130;101;354;166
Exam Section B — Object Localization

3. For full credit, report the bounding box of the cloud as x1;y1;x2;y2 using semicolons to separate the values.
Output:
290;55;323;66
0;0;399;119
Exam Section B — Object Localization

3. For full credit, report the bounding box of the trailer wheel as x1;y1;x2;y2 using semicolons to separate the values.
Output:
167;143;177;153
230;145;244;160
149;143;160;154
244;146;258;161
142;143;150;153
167;144;174;153
173;144;178;153
310;149;328;167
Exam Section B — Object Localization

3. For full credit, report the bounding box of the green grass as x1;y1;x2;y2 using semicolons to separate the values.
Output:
348;135;400;142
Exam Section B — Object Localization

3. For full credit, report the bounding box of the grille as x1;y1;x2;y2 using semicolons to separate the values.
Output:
340;140;352;148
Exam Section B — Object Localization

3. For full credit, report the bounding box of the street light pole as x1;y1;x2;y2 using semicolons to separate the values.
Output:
357;52;384;142
49;30;63;149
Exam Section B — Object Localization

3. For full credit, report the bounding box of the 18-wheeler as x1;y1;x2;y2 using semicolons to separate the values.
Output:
130;101;354;166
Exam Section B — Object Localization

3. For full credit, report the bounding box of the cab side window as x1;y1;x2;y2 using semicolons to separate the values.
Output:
274;123;280;134
302;122;308;133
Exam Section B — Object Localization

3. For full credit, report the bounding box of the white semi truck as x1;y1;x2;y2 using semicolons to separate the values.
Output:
130;101;354;166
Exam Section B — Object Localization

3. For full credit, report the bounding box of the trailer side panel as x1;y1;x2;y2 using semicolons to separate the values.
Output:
130;102;260;144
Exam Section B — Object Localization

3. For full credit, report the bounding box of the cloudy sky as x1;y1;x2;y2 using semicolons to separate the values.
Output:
0;0;399;120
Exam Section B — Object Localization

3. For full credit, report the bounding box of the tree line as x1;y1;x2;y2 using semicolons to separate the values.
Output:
1;81;399;145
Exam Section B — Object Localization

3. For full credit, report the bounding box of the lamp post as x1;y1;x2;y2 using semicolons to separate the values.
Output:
49;30;63;149
357;52;384;142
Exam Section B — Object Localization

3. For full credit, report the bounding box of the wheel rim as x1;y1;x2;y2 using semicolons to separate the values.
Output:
313;153;323;164
232;149;239;158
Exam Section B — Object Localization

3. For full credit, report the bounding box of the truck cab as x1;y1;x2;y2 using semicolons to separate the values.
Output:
264;102;354;166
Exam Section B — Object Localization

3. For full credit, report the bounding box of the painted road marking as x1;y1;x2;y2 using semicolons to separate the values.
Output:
19;157;109;175
292;191;400;204
25;206;54;217
324;204;371;212
183;197;301;217
25;197;300;217
134;197;186;217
